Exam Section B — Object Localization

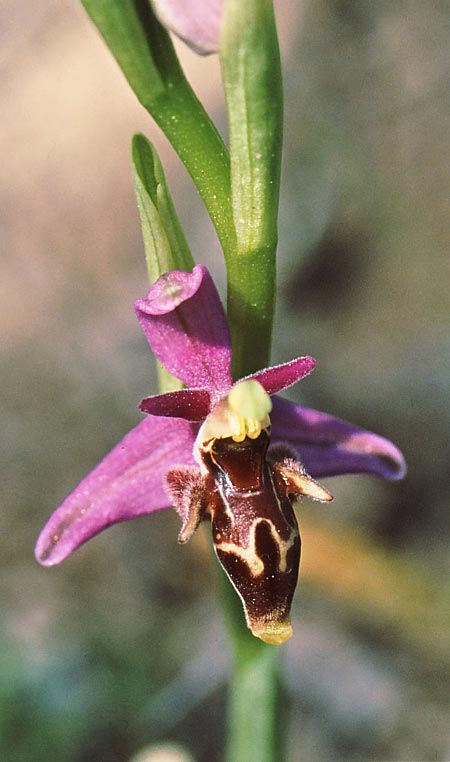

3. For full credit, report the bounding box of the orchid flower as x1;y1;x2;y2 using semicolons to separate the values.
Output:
35;265;406;644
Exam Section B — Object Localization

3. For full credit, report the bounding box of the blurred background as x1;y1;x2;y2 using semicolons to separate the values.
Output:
2;0;450;760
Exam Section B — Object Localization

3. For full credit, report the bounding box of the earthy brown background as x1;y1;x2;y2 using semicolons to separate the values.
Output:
2;1;450;760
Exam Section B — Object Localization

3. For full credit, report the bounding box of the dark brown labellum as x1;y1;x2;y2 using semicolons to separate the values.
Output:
203;431;300;644
166;430;332;645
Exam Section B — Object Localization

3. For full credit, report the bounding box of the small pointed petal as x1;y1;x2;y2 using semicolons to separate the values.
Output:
271;397;407;481
135;265;233;394
249;356;316;396
139;388;211;420
35;416;198;567
151;0;223;55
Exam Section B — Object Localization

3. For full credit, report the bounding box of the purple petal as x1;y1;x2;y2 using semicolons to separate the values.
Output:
152;0;222;55
139;388;211;420
135;265;233;395
250;356;316;395
35;416;198;567
271;397;407;481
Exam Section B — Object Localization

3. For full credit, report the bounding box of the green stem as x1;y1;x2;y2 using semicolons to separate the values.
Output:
218;573;282;762
227;645;281;762
226;249;276;376
219;2;284;759
221;0;283;376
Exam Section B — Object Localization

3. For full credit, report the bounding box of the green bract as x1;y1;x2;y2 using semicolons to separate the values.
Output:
131;134;194;280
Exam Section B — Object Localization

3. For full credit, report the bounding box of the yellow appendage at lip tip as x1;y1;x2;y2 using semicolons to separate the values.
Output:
251;620;293;646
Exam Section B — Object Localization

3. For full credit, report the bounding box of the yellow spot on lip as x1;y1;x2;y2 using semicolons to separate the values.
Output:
251;620;293;646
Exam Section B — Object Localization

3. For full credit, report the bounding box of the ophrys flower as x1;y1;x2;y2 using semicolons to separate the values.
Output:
35;265;406;643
